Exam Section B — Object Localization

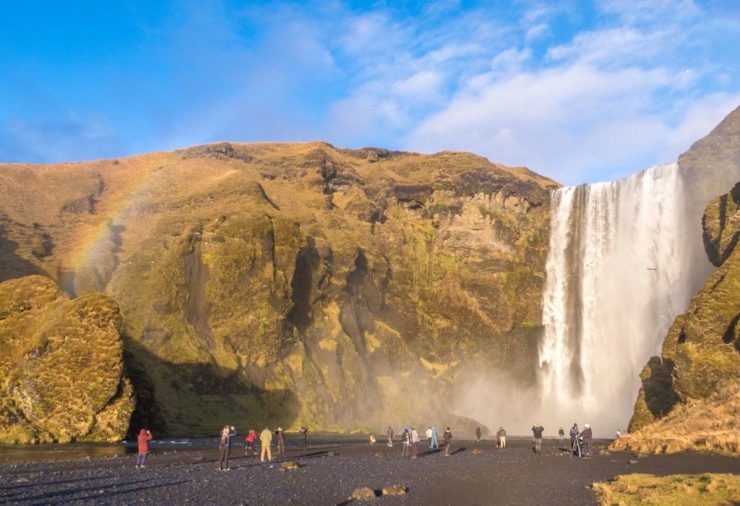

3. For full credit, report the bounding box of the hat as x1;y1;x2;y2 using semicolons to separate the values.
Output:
584;424;590;428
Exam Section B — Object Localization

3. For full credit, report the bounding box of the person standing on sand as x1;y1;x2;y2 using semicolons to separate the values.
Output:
430;426;439;449
410;427;420;459
136;428;153;469
579;424;593;457
218;425;237;471
260;426;273;463
497;427;507;448
245;429;257;456
569;423;579;452
443;427;452;456
300;426;308;449
475;426;482;443
531;424;544;454
401;427;410;457
425;426;432;441
558;427;565;447
275;427;285;457
387;426;394;447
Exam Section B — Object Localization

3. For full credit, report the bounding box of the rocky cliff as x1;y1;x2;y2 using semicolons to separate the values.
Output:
617;182;739;455
0;144;558;436
0;275;133;443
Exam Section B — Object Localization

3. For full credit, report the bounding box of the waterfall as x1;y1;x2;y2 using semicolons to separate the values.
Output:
538;163;714;435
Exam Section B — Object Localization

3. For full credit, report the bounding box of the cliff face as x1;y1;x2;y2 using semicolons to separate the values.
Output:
0;144;557;435
618;182;739;455
0;276;133;443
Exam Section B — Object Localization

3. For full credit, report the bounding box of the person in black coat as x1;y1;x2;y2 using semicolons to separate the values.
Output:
531;425;544;454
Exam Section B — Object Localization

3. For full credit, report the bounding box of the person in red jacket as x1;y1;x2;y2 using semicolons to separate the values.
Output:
245;429;257;456
136;429;153;468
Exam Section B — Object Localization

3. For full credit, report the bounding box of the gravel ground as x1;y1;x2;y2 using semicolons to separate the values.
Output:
1;438;738;505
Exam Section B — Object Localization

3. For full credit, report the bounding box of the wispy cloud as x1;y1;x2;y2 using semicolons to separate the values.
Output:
0;114;120;163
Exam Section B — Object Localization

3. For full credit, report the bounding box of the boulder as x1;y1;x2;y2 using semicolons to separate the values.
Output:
0;276;133;443
350;487;377;500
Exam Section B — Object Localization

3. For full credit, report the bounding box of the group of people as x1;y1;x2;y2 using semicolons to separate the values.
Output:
567;423;593;458
134;421;597;469
134;425;309;471
530;423;594;457
382;425;455;458
218;425;310;471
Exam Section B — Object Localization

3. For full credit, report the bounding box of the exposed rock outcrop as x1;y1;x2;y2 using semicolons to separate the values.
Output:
0;276;134;443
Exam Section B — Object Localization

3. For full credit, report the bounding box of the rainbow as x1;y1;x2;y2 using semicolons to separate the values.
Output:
61;156;164;291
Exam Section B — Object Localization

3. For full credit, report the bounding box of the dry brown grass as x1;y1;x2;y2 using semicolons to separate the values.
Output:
611;383;739;456
593;473;740;505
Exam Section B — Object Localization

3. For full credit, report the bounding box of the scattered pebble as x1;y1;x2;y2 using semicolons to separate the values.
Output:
351;487;377;500
281;461;300;471
381;485;407;496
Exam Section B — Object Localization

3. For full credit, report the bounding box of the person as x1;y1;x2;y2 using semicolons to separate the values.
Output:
300;426;309;449
496;427;506;448
218;425;237;471
369;432;377;445
443;427;452;456
475;426;482;443
275;427;286;457
430;426;439;449
558;427;565;447
386;426;394;447
410;427;419;459
531;424;544;454
579;424;593;457
569;423;579;453
136;428;153;469
615;429;621;439
260;426;273;463
425;426;432;441
245;429;257;456
401;427;410;458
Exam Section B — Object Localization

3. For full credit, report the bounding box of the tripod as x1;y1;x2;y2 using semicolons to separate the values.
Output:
569;436;582;459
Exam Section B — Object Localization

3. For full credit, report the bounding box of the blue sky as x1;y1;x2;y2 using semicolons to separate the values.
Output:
1;1;738;184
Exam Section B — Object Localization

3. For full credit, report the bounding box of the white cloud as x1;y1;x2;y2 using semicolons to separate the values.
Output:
522;4;554;41
403;62;685;184
391;71;444;103
598;0;700;24
546;27;672;66
660;92;740;162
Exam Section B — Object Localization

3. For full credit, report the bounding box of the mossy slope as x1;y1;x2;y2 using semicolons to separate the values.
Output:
0;275;133;443
593;473;740;506
0;144;557;435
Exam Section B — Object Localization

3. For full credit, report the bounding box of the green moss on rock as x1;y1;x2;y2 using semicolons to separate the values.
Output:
0;275;134;443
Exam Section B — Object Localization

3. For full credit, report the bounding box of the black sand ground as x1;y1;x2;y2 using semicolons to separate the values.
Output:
1;438;738;505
